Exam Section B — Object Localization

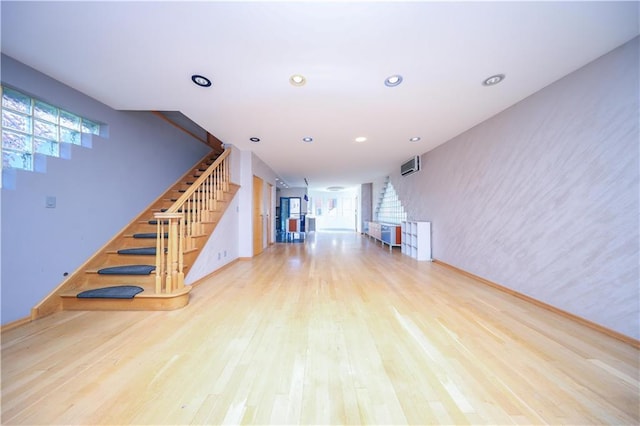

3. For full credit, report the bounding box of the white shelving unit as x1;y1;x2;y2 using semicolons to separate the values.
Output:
366;221;402;251
401;221;432;261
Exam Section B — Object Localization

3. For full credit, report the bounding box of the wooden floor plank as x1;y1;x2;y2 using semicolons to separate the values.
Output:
2;231;638;425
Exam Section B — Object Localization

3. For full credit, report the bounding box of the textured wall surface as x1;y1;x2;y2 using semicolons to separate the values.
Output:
393;38;639;339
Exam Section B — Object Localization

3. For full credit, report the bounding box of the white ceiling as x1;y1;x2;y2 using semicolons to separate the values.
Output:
2;1;638;190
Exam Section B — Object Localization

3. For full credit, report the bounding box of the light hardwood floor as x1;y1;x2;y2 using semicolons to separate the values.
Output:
2;231;638;425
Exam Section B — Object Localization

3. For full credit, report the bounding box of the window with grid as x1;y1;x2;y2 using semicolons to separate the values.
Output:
1;85;101;171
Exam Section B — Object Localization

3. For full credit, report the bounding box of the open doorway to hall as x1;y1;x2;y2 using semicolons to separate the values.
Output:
308;186;360;232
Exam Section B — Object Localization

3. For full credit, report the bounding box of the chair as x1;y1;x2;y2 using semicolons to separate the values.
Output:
286;218;300;241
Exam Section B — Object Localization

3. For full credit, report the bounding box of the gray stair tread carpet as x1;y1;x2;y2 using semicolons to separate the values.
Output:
117;247;156;256
133;232;168;239
77;285;144;299
98;265;156;275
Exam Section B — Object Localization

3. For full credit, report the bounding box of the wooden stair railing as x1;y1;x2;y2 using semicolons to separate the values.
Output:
153;149;230;293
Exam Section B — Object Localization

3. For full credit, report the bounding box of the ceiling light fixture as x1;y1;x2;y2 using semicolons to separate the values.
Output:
327;186;345;192
384;74;403;87
302;137;313;143
355;136;367;143
482;74;505;86
249;137;260;142
289;74;306;87
191;74;212;87
409;137;421;142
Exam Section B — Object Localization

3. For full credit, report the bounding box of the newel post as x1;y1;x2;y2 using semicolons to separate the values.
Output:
154;212;184;293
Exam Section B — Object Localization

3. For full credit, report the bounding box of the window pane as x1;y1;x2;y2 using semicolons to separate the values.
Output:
34;138;60;157
2;129;33;151
2;109;32;133
34;100;58;123
34;119;58;140
60;127;81;145
2;150;33;171
2;88;31;114
59;110;81;130
81;119;100;135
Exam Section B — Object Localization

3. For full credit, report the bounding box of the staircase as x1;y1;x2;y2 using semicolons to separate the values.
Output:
31;149;239;318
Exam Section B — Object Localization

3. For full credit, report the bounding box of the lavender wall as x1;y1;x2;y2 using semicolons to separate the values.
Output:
392;38;639;339
1;55;211;324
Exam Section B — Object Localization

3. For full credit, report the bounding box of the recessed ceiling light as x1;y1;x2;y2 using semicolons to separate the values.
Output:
355;136;367;143
302;137;313;143
482;74;505;86
384;74;403;87
290;74;306;87
191;74;212;87
409;137;421;142
249;137;260;142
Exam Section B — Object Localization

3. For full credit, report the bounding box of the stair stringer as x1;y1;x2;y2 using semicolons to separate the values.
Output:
30;150;228;319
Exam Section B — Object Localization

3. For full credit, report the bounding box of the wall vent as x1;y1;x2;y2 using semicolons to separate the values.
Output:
401;156;420;176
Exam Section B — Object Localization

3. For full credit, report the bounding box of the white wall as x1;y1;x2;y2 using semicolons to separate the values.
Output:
185;194;240;284
308;187;359;230
0;55;211;324
392;38;639;339
237;150;253;258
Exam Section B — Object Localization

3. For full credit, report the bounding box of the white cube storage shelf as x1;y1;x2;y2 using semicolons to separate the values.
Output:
401;221;432;261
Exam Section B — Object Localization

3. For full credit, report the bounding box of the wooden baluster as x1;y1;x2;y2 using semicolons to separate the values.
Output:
202;176;208;222
219;162;225;199
223;158;229;191
155;216;162;294
215;166;220;207
189;196;195;242
161;218;167;293
177;216;185;289
205;173;210;210
189;196;195;250
212;170;218;211
168;217;179;293
207;174;213;219
197;184;203;234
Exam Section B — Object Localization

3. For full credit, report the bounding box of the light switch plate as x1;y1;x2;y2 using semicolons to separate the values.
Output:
45;196;56;208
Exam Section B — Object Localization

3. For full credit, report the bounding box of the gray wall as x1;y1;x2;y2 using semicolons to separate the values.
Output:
392;38;639;339
1;55;211;324
360;183;372;231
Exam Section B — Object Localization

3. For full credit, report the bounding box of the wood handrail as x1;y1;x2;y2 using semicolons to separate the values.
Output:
165;149;230;214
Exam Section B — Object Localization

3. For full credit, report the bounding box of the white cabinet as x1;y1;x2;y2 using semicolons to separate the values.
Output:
366;221;402;251
401;221;432;261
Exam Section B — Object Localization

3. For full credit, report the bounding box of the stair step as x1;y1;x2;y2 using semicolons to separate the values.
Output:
133;232;168;239
97;265;156;275
117;247;156;256
77;285;144;299
60;286;191;311
147;219;170;225
160;208;198;213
